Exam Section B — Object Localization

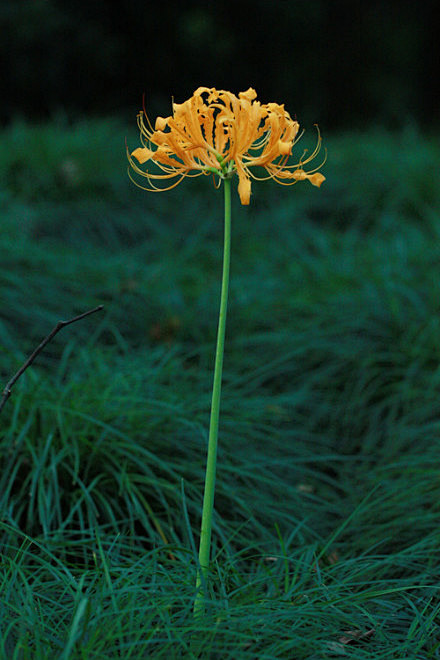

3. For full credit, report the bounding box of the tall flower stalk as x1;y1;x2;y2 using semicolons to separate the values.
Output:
193;174;232;616
128;86;325;616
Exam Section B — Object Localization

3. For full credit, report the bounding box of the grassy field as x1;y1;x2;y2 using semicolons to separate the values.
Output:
1;117;440;658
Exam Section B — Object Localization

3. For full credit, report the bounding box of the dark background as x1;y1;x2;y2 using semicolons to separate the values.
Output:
1;0;438;130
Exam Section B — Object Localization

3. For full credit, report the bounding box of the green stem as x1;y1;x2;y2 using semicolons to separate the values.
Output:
194;176;232;616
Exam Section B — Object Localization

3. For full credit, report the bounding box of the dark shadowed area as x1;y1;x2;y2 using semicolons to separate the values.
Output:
1;0;438;129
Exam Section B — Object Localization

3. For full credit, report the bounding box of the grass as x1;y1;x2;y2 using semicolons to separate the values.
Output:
1;116;440;658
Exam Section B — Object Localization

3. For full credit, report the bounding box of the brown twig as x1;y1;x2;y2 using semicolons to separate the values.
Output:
0;305;104;415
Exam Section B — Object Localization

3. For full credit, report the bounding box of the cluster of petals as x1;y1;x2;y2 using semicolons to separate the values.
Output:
129;87;325;205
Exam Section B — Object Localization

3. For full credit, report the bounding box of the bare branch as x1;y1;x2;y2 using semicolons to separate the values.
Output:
0;305;104;415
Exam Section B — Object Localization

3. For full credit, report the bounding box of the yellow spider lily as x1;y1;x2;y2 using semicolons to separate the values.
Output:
128;87;325;205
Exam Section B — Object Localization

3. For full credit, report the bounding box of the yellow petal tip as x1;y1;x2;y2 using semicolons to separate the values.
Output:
131;147;154;164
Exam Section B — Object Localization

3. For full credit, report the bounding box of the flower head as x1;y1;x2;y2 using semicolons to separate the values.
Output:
128;87;325;205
